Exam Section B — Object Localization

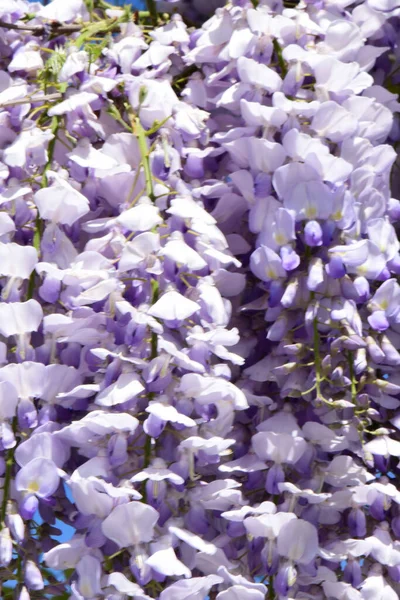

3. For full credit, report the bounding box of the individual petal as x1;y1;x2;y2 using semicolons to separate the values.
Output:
15;457;60;498
237;57;282;93
216;586;265;600
278;482;331;504
145;401;196;428
58;49;88;81
8;42;44;73
47;91;98;116
159;575;223;600
250;246;286;282
367;218;399;261
240;99;287;128
304;220;323;247
0;527;12;567
103;572;149;597
330;240;386;279
76;555;102;599
166;196;216;225
146;547;191;578
222;502;276;522
101;501;159;547
179;373;248;409
95;373;145;407
161;232;207;271
0;243;37;279
131;458;184;485
67;138;119;171
119;232;160;273
311;101;358;142
0;300;43;337
0;212;15;236
274;562;297;597
24;560;44;591
15;431;69;468
244;512;296;540
252;432;307;464
0;380;18;420
277;519;319;564
368;311;390;331
273;163;336;220
369;279;400;317
364;436;400;458
148;291;200;321
128;79;179;129
34;174;89;226
169;525;217;554
116;204;163;232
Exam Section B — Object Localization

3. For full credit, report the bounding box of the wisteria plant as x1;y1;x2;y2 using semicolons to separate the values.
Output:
0;0;399;598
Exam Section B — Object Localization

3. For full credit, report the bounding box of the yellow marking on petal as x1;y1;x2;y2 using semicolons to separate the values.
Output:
153;480;159;499
135;553;145;569
305;206;317;219
295;62;302;83
27;481;40;494
274;233;286;245
288;566;297;587
80;582;93;598
266;268;276;280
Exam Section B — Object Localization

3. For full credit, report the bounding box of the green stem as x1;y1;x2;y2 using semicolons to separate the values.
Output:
313;317;322;399
140;280;160;501
0;452;12;527
126;104;155;202
136;118;154;201
273;39;287;79
172;65;199;92
85;0;94;20
146;0;158;26
105;548;125;564
145;114;171;136
28;115;60;300
15;550;23;596
42;115;60;187
150;279;159;360
269;576;275;600
26;221;41;300
143;435;152;469
0;419;17;530
347;351;357;403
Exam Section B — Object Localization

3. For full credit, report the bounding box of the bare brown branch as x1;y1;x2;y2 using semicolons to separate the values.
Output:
0;92;62;109
0;19;84;35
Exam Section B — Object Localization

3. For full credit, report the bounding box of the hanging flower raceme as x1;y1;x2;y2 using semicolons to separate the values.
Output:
0;0;398;597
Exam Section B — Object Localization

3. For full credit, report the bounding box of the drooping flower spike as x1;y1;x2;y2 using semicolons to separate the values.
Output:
0;0;399;598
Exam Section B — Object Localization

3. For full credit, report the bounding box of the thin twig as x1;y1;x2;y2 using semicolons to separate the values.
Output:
0;92;61;109
0;18;126;37
0;19;83;35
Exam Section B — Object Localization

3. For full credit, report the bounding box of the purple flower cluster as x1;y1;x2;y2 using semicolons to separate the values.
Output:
0;0;399;598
